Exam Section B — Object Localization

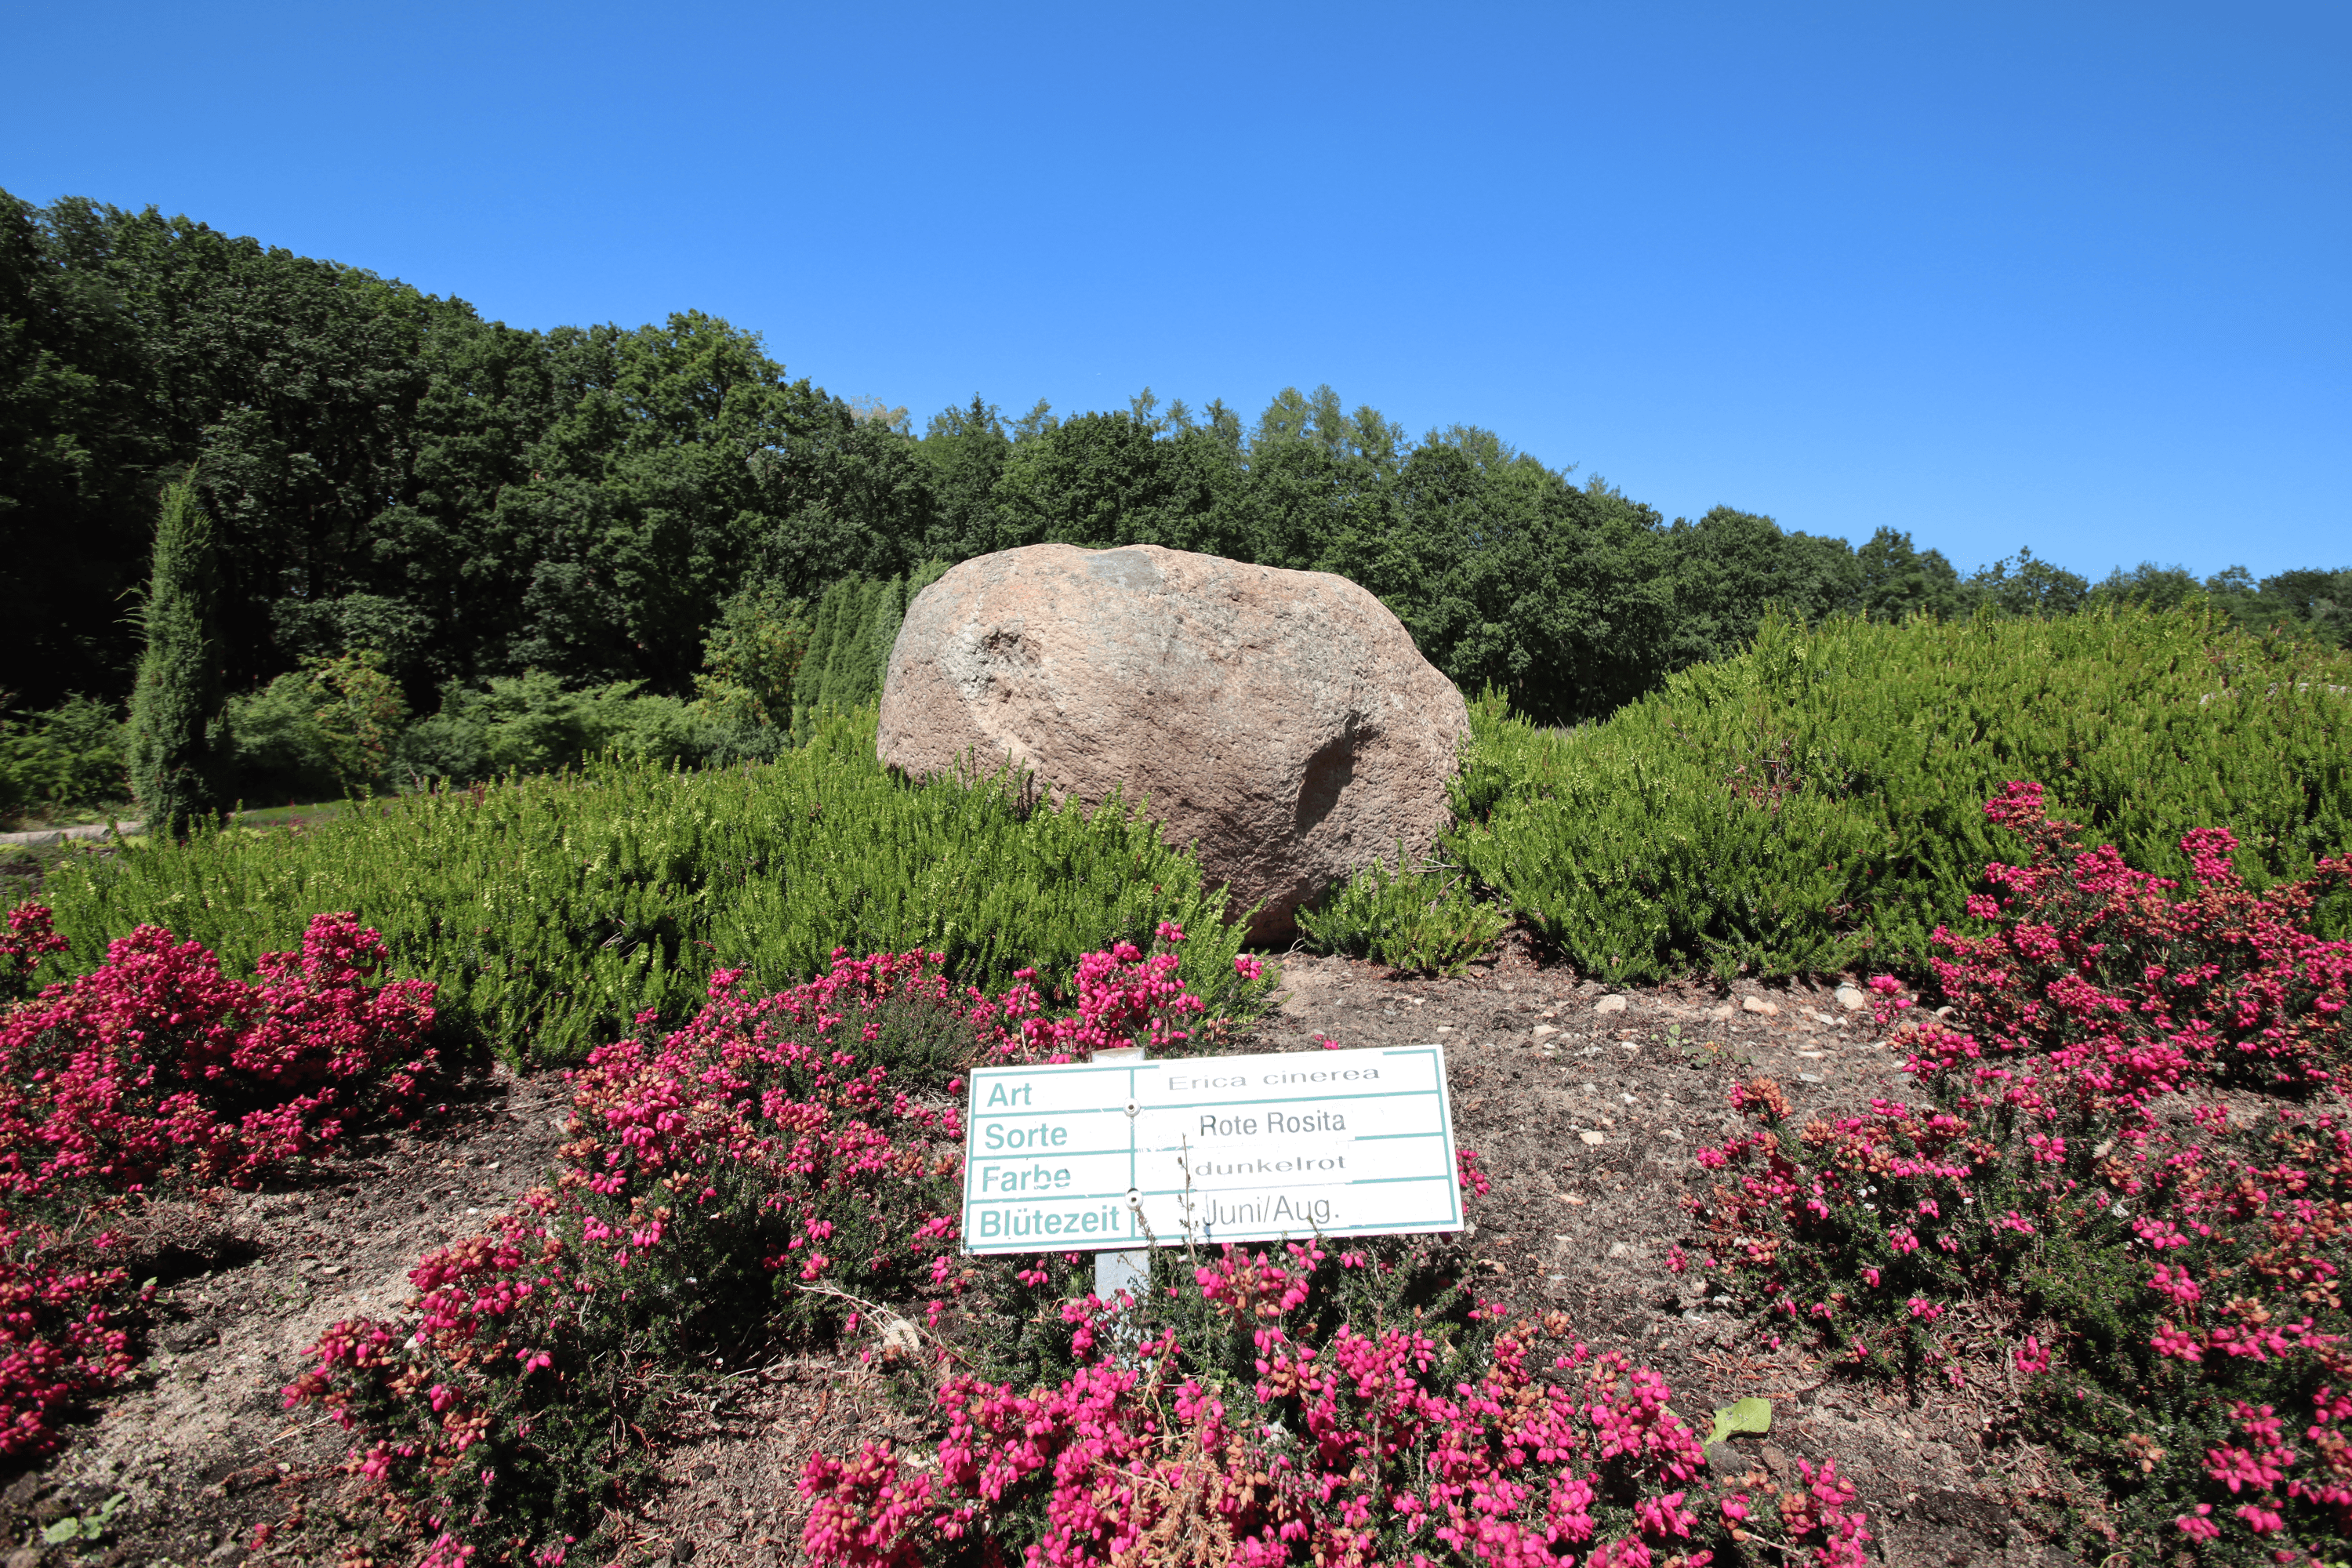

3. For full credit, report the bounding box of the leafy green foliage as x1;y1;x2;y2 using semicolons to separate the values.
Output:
2127;562;2352;648
0;194;198;706
1296;842;1510;975
300;648;408;791
227;666;780;800
126;481;227;836
39;710;1255;1065
1706;1397;1773;1448
915;395;1013;560
223;672;339;803
0;695;125;819
40;1490;125;1546
693;579;811;728
1453;608;2352;982
408;670;776;783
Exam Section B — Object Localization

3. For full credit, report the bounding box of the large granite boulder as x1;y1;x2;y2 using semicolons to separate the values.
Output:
876;543;1470;942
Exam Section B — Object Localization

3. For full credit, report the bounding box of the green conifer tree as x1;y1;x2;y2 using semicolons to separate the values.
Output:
793;579;856;713
127;479;227;836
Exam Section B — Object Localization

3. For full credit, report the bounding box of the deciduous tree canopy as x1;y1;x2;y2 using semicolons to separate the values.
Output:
3;190;2342;735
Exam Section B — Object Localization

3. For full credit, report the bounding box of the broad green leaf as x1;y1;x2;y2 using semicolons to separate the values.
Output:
1705;1396;1773;1449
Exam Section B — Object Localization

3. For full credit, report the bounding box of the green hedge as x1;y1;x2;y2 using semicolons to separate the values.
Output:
1453;608;2352;982
40;710;1262;1064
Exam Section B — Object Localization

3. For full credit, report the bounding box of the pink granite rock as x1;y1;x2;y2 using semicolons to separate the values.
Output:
877;543;1470;942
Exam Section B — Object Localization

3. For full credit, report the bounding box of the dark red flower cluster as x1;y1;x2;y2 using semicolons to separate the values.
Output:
281;945;1021;1559
0;1218;153;1457
0;905;68;1003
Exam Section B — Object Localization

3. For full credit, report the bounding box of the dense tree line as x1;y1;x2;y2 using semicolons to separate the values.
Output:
5;190;2346;739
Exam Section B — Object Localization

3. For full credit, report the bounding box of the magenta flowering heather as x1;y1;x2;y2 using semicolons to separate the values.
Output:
1686;786;2352;1560
0;907;436;1456
279;930;1577;1567
0;910;438;1192
802;1268;1871;1568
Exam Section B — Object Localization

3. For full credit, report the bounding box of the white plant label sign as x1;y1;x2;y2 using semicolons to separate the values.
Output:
960;1044;1461;1254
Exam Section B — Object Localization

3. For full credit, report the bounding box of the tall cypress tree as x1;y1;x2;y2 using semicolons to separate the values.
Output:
128;479;227;836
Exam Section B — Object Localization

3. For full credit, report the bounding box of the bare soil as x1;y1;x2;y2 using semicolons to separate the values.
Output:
0;940;2077;1567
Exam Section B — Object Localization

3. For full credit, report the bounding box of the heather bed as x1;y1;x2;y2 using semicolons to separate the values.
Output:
2;781;2348;1563
2;671;2350;1562
255;786;2352;1564
1693;787;2352;1562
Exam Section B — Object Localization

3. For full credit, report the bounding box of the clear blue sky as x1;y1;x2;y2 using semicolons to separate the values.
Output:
8;2;2345;579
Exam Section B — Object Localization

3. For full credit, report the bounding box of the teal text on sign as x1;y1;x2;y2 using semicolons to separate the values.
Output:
960;1044;1461;1254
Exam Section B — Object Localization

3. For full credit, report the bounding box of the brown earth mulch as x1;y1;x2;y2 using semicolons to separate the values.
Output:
0;939;2076;1567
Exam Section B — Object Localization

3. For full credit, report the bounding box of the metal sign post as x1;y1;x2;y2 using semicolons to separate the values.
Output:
1091;1045;1149;1308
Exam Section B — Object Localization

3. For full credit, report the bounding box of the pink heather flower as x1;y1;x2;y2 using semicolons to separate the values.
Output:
2235;1503;2287;1534
2013;1336;2051;1374
2164;1504;2220;1542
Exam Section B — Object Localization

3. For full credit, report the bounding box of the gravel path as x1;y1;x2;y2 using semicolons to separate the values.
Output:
0;820;136;846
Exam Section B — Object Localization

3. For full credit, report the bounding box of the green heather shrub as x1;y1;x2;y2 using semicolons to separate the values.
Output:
39;709;1255;1065
1452;607;2352;982
1297;841;1509;975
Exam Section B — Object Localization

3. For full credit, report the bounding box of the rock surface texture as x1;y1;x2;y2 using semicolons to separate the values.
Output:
877;543;1471;942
